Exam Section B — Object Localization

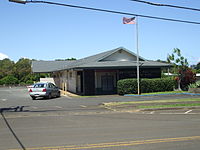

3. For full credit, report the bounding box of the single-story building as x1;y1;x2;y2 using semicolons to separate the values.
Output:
32;47;172;95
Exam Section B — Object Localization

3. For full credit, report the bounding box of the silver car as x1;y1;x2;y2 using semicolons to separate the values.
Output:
29;82;60;100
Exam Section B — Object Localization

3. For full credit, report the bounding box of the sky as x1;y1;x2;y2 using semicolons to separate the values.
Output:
0;0;200;65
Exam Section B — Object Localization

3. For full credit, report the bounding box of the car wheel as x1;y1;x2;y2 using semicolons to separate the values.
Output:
31;96;36;100
48;93;52;99
57;91;61;97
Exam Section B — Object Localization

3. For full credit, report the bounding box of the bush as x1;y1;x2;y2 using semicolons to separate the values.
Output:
117;78;175;95
0;79;4;85
188;80;200;88
26;80;34;84
117;79;138;95
0;75;19;85
179;68;196;90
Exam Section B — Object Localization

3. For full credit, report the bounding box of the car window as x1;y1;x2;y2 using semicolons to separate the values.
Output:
34;84;45;88
51;84;56;88
49;83;56;88
47;83;51;88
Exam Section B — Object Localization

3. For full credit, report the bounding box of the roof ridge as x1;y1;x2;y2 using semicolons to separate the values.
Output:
64;47;124;69
97;47;125;62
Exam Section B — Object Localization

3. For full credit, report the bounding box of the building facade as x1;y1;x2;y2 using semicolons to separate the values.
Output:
32;47;171;95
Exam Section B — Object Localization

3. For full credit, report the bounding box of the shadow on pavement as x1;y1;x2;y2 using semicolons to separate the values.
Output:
0;110;26;150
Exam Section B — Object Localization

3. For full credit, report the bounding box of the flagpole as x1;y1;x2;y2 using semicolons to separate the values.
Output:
136;16;140;95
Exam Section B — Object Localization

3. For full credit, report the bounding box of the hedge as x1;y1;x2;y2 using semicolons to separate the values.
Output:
117;78;175;95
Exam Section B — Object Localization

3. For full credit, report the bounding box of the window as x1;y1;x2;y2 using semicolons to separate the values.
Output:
34;84;45;88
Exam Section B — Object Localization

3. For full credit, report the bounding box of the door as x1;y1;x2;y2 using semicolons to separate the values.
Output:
83;70;95;95
101;75;114;94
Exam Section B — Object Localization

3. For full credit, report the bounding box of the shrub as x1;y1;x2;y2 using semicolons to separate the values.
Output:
19;82;26;86
117;79;137;95
0;75;19;85
179;68;196;90
0;79;4;85
26;80;34;84
188;80;200;89
117;78;175;95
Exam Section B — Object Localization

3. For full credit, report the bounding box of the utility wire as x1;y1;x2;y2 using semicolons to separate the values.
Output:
130;0;200;12
26;0;200;25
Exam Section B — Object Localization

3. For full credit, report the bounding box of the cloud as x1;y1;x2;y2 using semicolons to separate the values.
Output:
0;53;9;60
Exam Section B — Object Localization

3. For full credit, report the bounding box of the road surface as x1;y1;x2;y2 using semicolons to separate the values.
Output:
0;87;200;150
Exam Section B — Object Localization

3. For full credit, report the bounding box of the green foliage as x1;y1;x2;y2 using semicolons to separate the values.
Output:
0;75;19;85
14;58;32;82
26;80;34;84
188;81;200;88
117;79;138;95
197;62;200;70
0;58;15;79
167;48;192;90
167;48;189;69
117;78;175;95
0;58;49;85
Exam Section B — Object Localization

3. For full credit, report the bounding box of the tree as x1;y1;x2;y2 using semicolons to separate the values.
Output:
55;58;76;61
197;62;200;70
0;58;15;79
14;58;32;82
0;57;50;85
167;48;195;90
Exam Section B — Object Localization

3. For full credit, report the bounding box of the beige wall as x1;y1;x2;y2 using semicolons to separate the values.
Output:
53;72;61;88
102;50;137;61
60;71;68;91
68;70;77;93
52;70;77;93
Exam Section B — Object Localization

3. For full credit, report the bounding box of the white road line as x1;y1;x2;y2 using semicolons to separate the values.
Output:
1;99;7;101
150;111;155;114
55;106;62;109
159;112;200;115
160;113;187;115
80;105;87;108
184;110;193;114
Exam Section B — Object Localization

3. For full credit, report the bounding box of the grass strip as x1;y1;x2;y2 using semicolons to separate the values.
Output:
104;98;200;106
138;103;200;109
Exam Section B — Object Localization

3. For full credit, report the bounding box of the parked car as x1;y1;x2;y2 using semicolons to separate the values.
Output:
29;82;60;100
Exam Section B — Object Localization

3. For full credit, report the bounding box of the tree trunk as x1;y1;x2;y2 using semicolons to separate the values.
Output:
178;79;181;91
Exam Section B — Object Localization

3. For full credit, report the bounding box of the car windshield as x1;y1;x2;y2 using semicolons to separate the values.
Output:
34;84;45;88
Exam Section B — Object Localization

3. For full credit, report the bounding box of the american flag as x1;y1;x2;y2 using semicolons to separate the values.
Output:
123;17;136;24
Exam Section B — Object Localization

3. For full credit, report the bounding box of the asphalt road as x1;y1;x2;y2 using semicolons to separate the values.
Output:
0;87;200;150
